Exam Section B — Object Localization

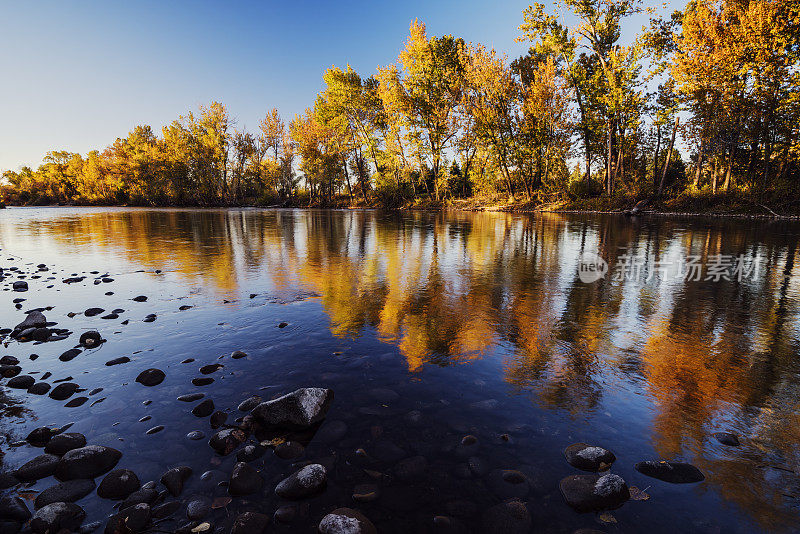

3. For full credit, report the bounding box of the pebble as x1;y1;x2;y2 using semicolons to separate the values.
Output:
275;464;327;499
136;368;165;386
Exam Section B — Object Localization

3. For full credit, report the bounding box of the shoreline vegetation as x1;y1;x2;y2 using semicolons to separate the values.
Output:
3;1;798;218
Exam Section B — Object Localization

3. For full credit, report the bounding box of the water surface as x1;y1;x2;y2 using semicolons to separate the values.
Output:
1;207;799;533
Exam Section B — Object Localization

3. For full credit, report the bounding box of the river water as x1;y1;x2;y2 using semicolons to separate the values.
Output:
1;207;799;533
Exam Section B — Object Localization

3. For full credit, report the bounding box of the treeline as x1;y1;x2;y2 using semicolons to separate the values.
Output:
2;0;798;208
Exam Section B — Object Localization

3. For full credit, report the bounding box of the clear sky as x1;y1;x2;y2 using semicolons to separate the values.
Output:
0;0;670;173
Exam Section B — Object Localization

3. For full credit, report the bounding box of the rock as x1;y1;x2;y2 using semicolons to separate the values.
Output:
0;365;21;378
369;388;400;403
318;508;376;534
229;462;263;496
26;427;56;447
55;445;122;480
231;511;270;534
480;501;531;534
12;281;28;292
209;411;227;428
160;466;192;497
59;348;83;362
394;456;428;482
714;432;740;446
191;399;214;417
28;382;51;395
14;310;46;331
237;396;261;412
486;469;531;499
564;443;616;471
186;431;205;441
274;505;299;524
45;433;86;456
454;435;479;459
0;355;20;365
65;396;89;407
50;382;80;400
135;368;165;386
151;501;181;519
236;444;266;463
634;461;705;483
315;420;347;444
79;331;102;348
132;295;148;302
0;496;31;522
251;387;334;429
143;314;157;323
559;473;630;512
97;469;140;500
34;479;96;509
105;503;150;533
14;454;60;481
275;464;327;499
191;377;213;386
199;364;223;374
231;350;247;359
105;357;130;366
274;441;304;460
84;308;105;317
0;472;19;490
30;502;86;533
186;495;211;520
209;429;245;456
178;393;204;402
120;488;158;511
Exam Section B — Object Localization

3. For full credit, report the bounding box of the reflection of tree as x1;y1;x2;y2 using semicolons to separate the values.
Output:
6;209;800;527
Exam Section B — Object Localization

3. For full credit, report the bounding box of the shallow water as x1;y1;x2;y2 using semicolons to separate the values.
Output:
1;207;800;533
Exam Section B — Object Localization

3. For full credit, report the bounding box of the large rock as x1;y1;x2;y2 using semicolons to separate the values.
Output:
34;479;96;509
564;443;616;471
231;511;270;534
105;503;150;533
97;469;140;500
14;310;46;332
275;464;327;499
30;502;86;533
559;473;630;512
480;501;531;534
634;461;705;483
251;388;333;429
0;496;31;522
55;445;122;480
26;427;56;447
49;382;80;401
14;454;60;481
160;466;192;497
45;433;86;456
318;508;376;534
7;375;35;389
229;462;263;496
135;368;165;387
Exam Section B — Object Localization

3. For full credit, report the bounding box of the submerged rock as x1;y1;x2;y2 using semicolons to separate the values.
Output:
480;501;531;534
34;479;96;509
564;443;616;471
251;387;334;429
14;454;60;481
634;461;705;483
559;473;630;512
208;429;246;456
0;496;31;522
45;433;86;456
714;432;740;446
97;469;140;500
160;466;192;497
231;511;270;534
229;462;263;496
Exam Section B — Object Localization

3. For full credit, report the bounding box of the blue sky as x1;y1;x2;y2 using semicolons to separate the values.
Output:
0;1;671;172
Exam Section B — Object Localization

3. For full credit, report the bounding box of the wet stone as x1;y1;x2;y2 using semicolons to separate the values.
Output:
120;487;158;511
59;348;82;362
151;501;182;519
160;466;192;497
274;441;304;460
55;445;122;480
486;469;531;500
318;508;377;534
79;331;102;347
186;495;211;520
30;502;86;534
178;393;204;402
132;295;148;302
146;425;164;435
236;443;266;462
231;511;270;534
192;377;214;386
14;454;60;481
714;432;740;446
65;396;89;407
192;399;214;417
315;420;347;444
237;395;261;411
209;411;228;428
28;382;51;395
45;433;87;456
229;462;263;496
0;496;31;522
559;473;630;512
480;501;531;534
199;363;223;374
34;479;96;509
106;503;150;533
50;382;80;401
251;387;334;430
105;357;130;366
97;469;140;499
564;443;616;471
275;463;327;499
209;428;245;456
26;427;56;447
136;368;165;386
352;483;380;503
186;431;205;441
231;350;247;359
84;308;105;317
635;461;705;483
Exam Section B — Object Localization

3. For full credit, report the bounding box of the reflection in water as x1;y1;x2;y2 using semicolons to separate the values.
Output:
2;207;800;530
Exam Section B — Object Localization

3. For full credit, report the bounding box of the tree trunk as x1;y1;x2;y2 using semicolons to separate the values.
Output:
657;117;679;196
652;124;662;190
